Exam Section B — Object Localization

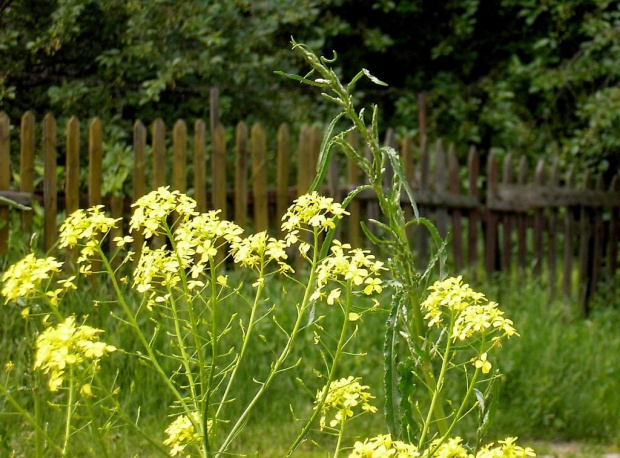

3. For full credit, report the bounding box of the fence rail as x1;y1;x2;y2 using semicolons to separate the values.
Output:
1;110;619;313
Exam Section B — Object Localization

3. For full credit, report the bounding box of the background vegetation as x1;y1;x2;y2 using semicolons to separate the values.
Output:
1;0;619;173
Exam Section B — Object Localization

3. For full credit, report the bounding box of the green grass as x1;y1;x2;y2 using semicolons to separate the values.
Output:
2;230;620;455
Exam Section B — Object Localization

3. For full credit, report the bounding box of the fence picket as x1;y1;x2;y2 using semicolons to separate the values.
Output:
608;175;619;279
20;111;35;231
591;173;605;293
467;146;479;275
194;120;207;213
235;122;248;229
212;123;227;219
172;120;187;193
548;160;560;299
133;121;146;259
533;160;545;277
417;137;430;267
297;125;311;196
435;139;448;238
88;118;103;207
151;119;166;247
562;166;575;298
276;123;289;237
517;157;528;272
252;123;268;233
501;154;514;274
578;171;593;315
448;146;463;270
485;152;499;275
0;113;9;254
43;114;57;252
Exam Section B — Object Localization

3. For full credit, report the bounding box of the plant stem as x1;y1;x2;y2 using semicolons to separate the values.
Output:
285;281;354;456
62;367;74;456
334;416;347;458
217;231;321;455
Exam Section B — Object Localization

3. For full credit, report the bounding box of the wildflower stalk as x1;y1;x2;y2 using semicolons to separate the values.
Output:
203;257;220;457
418;312;456;448
285;281;354;456
334;413;347;458
215;262;266;419
218;230;321;454
94;245;195;425
0;381;64;455
62;366;75;456
83;391;110;458
283;39;450;436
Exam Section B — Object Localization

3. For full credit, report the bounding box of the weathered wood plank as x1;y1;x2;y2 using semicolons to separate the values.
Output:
132;120;146;259
532;159;545;277
20;111;35;231
172;120;187;193
152;119;166;190
547;160;560;299
234;122;248;229
591;173;605;296
212;122;227;219
252;123;268;233
43;114;57;252
467;146;480;274
562;166;576;299
435;139;448;238
501;154;514;274
194;120;207;213
516;157;528;272
578;171;593;315
485;152;499;276
297;125;311;196
276;123;290;237
608;175;619;279
0;113;10;254
88;118;103;207
449;146;463;270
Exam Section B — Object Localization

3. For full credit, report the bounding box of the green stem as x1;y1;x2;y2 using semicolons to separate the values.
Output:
0;381;64;455
215;263;266;418
333;415;347;458
285;281;353;456
217;231;321;455
95;245;196;427
62;367;75;457
418;313;455;448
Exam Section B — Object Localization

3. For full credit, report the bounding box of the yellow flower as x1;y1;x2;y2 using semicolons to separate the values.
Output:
33;316;116;392
59;206;119;249
476;437;536;458
130;186;197;239
474;353;492;374
281;192;348;234
315;376;377;430
427;436;470;458
1;254;63;304
350;434;419;458
163;413;209;457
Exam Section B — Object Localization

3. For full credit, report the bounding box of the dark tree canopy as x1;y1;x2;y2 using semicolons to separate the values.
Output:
1;0;618;173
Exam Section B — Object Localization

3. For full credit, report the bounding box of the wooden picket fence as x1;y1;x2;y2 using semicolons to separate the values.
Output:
1;110;619;313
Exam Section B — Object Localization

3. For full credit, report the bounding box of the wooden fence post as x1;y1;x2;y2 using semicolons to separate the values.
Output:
578;171;593;315
212;123;227;219
435;139;448;238
66;117;80;219
547;160;560;299
276;123;290;237
0;113;9;254
608;175;619;279
151;118;166;247
88;118;103;207
467;146;480;276
532;159;545;277
194;120;207;213
485;152;499;276
132;120;147;259
417;136;430;267
449;146;463;271
562;166;576;299
20;111;35;232
501;154;514;276
516;157;528;272
234;122;248;229
252;123;268;233
172;120;187;194
297;125;311;196
43;114;57;252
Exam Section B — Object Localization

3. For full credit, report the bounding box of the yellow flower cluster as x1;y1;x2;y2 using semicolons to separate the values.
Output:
133;245;180;308
130;186;197;238
476;437;536;458
349;434;419;457
281;192;348;233
1;254;64;304
421;276;518;341
312;240;386;303
350;436;535;458
59;206;120;249
229;231;292;275
315;376;377;430
163;413;209;457
33;316;116;391
174;210;243;270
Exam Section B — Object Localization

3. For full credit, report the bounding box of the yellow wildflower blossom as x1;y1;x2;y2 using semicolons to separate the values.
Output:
163;413;210;457
130;186;197;238
350;434;419;458
1;254;63;304
476;437;536;458
33;316;116;392
59;206;119;249
315;376;377;430
281;192;349;233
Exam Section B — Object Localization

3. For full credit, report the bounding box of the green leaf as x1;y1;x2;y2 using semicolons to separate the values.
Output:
274;70;325;87
363;68;388;86
383;146;419;219
0;195;31;211
308;112;345;193
384;290;403;438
